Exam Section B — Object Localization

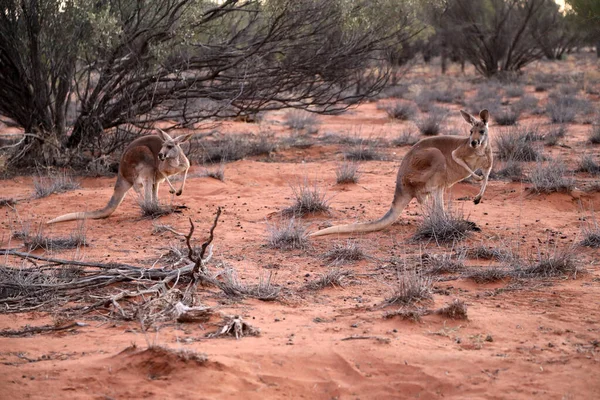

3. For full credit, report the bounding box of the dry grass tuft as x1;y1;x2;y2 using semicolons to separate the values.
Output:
515;246;579;278
0;198;17;207
283;179;330;216
413;205;479;244
201;163;225;181
303;268;354;290
138;199;179;219
343;143;384;161
464;267;511;283
420;252;465;274
220;269;281;301
392;129;418;146
335;161;361;184
14;221;87;251
577;155;600;175
385;270;433;306
529;160;575;194
33;173;80;199
414;109;446;136
495;127;543;162
284;109;320;133
323;241;366;265
266;217;309;250
383;307;425;322
434;299;468;320
378;100;417;120
581;214;600;248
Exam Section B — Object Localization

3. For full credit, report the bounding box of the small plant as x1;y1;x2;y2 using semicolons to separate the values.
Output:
200;134;275;164
284;109;319;133
577;155;600;175
202;163;225;181
420;252;465;274
33;173;80;199
15;221;87;251
0;198;17;207
494;107;520;126
392;129;418;146
303;268;354;290
464;267;511;283
284;179;330;216
544;125;567;146
491;159;523;182
266;217;309;250
138;198;178;219
589;125;600;145
504;85;524;98
323;241;366;265
335;161;361;184
464;245;511;261
529;160;575;194
581;213;600;248
379;100;417;120
515;95;539;112
385;270;433;306
495;128;543;162
383;307;425;322
434;299;468;320
546;95;592;124
343;143;383;161
515;245;579;278
413;204;479;244
414;109;446;136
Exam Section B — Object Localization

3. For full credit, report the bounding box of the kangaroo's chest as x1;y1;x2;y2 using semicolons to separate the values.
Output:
463;152;487;169
159;155;189;176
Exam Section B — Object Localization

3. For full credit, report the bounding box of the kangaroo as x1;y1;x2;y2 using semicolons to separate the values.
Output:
47;130;192;224
311;109;493;237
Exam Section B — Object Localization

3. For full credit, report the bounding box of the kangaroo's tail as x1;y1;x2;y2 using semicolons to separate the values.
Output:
47;176;131;224
310;191;413;237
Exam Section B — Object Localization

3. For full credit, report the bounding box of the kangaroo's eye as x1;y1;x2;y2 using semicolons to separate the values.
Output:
480;130;485;134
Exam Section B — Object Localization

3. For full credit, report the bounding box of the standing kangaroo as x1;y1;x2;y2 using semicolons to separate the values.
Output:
311;109;493;237
47;130;192;224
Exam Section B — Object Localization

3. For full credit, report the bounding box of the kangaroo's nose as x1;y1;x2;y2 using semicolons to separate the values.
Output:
158;153;165;161
471;140;478;147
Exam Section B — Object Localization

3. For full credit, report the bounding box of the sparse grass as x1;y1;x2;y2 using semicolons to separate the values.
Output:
463;245;511;261
383;307;425;322
201;163;225;181
581;213;600;248
546;95;592;123
385;270;433;306
323;241;366;265
138;198;178;219
33;173;80;199
220;269;281;301
412;205;478;243
495;128;543;161
504;85;524;97
266;217;309;250
344;143;384;161
15;221;87;251
514;246;579;278
0;198;17;207
491;159;523;182
515;95;539;112
414;109;446;136
577;155;600;175
464;267;511;283
284;109;320;133
529;160;575;194
494;107;520;126
544;125;567;146
420;252;465;275
283;179;330;216
200;134;275;163
303;268;354;290
589;125;600;145
434;299;468;320
379;100;417;120
335;161;361;184
392;129;418;146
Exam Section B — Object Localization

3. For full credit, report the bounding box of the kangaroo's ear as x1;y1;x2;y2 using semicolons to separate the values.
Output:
157;128;173;142
175;133;193;143
460;110;476;125
479;109;489;125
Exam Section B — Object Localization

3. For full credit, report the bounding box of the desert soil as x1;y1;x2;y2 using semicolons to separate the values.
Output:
1;55;600;399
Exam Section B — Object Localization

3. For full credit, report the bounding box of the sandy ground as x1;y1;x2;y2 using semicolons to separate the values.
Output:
1;55;600;399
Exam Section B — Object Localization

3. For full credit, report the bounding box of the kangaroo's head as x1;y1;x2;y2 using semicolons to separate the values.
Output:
157;129;192;161
460;109;489;149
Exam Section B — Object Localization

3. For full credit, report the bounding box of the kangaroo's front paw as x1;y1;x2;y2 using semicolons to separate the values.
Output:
169;189;176;194
473;196;481;205
176;190;182;196
472;174;483;182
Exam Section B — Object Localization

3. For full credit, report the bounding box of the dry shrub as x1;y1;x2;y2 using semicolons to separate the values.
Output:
434;299;468;320
581;214;600;248
414;108;446;136
495;127;543;162
413;204;479;244
464;267;511;283
335;161;361;184
0;198;17;207
514;245;579;278
344;143;384;161
421;251;465;274
33;173;80;199
385;270;433;306
577;155;600;175
303;268;354;290
494;107;520;126
219;269;281;301
14;221;87;251
378;100;417;120
529;160;575;194
284;109;320;133
392;129;418;146
463;245;511;261
283;179;330;216
383;307;425;322
201;163;225;181
491;158;523;182
323;241;366;265
138;198;179;219
589;125;600;145
199;134;275;163
266;217;309;250
546;94;592;123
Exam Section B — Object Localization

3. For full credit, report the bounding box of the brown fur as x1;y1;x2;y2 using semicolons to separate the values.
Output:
311;110;493;237
47;130;191;224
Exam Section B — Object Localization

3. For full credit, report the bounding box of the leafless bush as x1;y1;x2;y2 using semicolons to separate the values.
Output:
335;161;361;184
266;217;309;250
201;164;225;181
589;125;600;145
420;251;465;275
15;221;87;251
323;241;366;265
544;125;567;146
464;267;511;283
284;109;320;133
33;173;80;199
463;245;511;261
200;134;275;164
413;204;479;244
577;155;600;175
504;85;524;97
385;270;433;306
514;245;579;278
138;198;178;219
344;143;384;161
378;100;417;120
220;269;281;301
491;159;524;182
546;95;592;123
495;128;543;161
581;213;600;248
414;108;446;136
494;107;520;126
284;179;330;216
303;268;354;290
392;129;418;146
515;95;539;112
529;160;575;194
434;299;468;320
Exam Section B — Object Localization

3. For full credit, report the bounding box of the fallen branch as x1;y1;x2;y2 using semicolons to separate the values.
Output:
340;335;391;344
207;315;260;339
0;321;87;337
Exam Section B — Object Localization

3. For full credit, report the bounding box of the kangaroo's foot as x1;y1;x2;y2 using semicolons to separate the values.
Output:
473;195;482;204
